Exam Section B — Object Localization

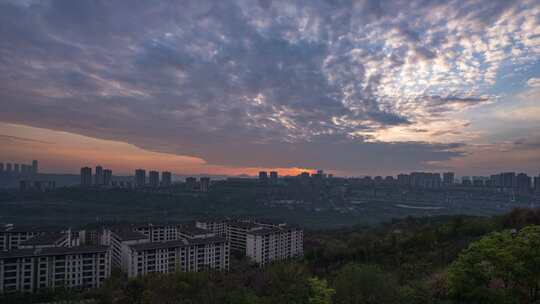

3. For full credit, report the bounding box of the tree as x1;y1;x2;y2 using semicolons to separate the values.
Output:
448;225;540;303
333;264;399;304
308;277;334;304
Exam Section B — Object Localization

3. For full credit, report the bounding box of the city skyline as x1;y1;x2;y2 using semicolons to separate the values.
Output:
0;1;539;176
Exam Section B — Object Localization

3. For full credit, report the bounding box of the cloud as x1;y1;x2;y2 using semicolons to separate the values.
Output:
0;0;538;174
528;78;540;88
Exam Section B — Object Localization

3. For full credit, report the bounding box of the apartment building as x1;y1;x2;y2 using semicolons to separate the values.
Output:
107;230;150;269
134;224;182;242
195;219;228;237
124;237;229;278
0;246;110;293
177;226;215;240
246;226;304;266
18;232;69;250
0;225;57;251
226;221;263;252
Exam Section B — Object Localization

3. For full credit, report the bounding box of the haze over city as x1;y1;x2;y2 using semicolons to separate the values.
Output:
0;0;539;177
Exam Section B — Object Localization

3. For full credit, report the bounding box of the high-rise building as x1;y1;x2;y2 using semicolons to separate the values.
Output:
501;172;516;189
148;171;159;188
103;169;112;186
259;171;268;181
490;174;502;187
6;163;12;173
185;177;197;190
443;172;455;185
13;164;20;174
80;167;93;187
200;177;210;192
0;246;110;293
534;175;540;193
0;163;3;173
516;173;531;194
95;166;103;185
269;171;278;183
32;160;38;174
135;169;146;187
161;171;172;187
397;174;410;186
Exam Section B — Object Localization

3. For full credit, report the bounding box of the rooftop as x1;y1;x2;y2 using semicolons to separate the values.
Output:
227;221;261;229
19;232;67;246
129;237;227;251
178;226;213;236
0;246;109;259
112;230;148;241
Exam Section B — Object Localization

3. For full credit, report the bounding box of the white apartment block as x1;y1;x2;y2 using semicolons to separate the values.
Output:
195;219;228;237
0;246;111;293
18;232;69;249
177;226;216;240
124;237;229;278
226;221;263;252
108;230;150;269
246;226;303;267
0;226;52;251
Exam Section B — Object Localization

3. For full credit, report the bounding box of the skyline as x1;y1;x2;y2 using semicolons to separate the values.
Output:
1;1;539;176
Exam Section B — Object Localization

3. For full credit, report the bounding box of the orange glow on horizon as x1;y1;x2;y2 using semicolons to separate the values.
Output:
0;122;315;176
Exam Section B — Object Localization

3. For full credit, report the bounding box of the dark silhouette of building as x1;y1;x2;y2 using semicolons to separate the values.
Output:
32;160;38;174
397;174;410;186
185;177;197;190
501;172;516;189
103;169;112;186
443;172;455;185
149;171;159;188
95;166;103;185
161;171;172;187
270;171;278;183
259;171;268;181
80;167;92;187
135;169;146;187
516;173;531;194
200;177;210;192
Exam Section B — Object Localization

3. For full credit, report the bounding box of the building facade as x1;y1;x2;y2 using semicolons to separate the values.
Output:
124;237;229;278
0;246;110;293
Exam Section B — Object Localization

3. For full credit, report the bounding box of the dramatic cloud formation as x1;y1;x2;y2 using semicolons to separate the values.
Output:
0;0;538;175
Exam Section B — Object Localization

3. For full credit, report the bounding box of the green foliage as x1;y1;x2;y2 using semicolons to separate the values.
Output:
448;225;540;303
308;277;335;304
332;264;400;304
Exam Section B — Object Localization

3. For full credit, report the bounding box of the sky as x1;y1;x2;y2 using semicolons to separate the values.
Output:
0;0;539;177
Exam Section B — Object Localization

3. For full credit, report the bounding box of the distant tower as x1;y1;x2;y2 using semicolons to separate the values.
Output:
103;169;112;186
259;171;268;181
80;167;93;187
13;163;20;175
200;177;210;192
443;172;455;186
0;162;4;173
149;171;160;188
185;177;197;190
95;166;103;185
135;169;146;187
6;163;12;173
270;171;278;183
32;160;38;174
161;171;172;187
